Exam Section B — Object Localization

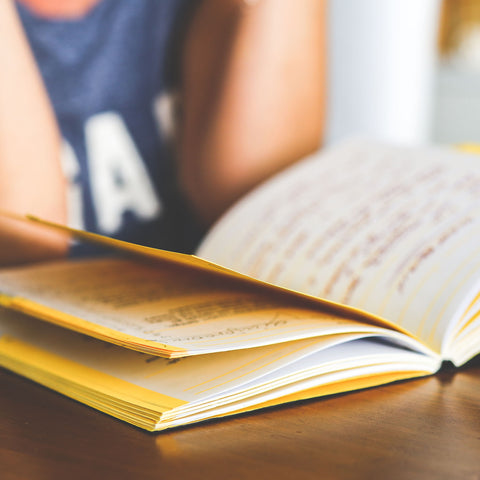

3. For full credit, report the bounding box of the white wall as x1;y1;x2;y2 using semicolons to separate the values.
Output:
433;64;480;145
325;0;441;146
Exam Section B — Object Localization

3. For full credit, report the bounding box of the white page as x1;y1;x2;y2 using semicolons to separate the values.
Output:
0;308;428;405
167;340;439;426
0;309;437;411
198;140;480;354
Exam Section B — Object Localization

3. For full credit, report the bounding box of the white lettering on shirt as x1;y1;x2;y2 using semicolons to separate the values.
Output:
85;112;162;234
153;91;179;144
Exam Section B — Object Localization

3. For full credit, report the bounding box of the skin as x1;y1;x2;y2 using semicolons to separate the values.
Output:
0;0;326;265
0;0;68;266
181;0;326;224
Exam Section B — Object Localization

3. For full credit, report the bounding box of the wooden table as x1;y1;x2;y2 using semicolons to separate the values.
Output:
1;357;480;480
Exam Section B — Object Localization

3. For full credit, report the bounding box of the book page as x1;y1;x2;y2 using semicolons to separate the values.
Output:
198;140;480;355
0;257;411;357
0;309;439;430
0;309;364;404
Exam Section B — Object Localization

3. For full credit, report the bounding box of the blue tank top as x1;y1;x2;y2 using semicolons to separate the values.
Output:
16;0;201;255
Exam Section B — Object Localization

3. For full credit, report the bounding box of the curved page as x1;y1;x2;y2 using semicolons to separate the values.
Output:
198;140;480;356
0;258;429;358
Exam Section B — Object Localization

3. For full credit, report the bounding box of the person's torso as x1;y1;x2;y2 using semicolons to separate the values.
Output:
16;0;200;254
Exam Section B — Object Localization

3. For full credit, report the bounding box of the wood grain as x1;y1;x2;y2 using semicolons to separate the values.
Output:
1;358;480;480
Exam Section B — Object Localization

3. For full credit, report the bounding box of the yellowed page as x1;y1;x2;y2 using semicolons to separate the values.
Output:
0;309;359;403
18;211;404;330
0;257;415;357
198;140;480;356
0;309;439;430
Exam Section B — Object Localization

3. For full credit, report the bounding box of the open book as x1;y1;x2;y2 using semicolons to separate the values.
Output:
1;139;479;431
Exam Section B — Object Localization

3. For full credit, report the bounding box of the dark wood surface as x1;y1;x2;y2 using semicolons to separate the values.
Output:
2;358;480;480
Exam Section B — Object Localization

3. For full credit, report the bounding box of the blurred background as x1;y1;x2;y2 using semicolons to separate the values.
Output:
325;0;480;147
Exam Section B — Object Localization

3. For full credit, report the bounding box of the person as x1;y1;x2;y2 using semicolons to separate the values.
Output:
0;0;326;266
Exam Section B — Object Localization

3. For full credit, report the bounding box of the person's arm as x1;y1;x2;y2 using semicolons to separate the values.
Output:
0;0;68;266
180;0;326;224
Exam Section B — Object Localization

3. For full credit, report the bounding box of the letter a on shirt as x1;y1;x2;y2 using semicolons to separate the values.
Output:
85;112;162;234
